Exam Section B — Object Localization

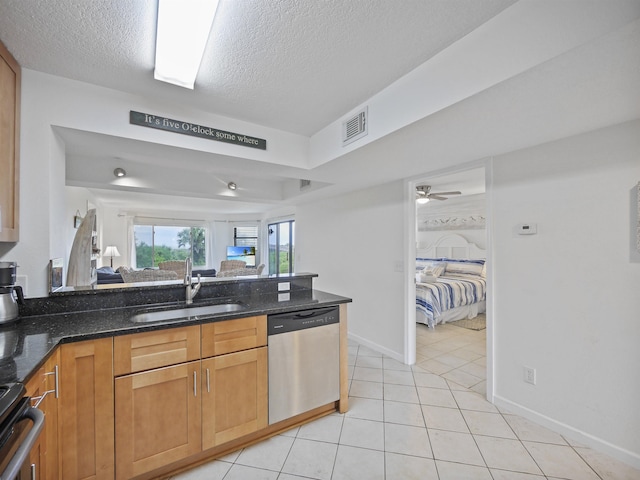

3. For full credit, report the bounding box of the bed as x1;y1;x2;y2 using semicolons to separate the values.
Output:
415;234;487;328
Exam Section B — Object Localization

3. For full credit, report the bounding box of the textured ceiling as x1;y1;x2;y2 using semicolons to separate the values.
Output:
0;1;638;216
0;0;516;136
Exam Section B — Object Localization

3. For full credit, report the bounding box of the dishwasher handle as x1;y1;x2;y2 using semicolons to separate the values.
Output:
267;306;339;335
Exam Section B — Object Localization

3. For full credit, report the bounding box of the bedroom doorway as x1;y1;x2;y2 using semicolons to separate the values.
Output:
409;165;490;397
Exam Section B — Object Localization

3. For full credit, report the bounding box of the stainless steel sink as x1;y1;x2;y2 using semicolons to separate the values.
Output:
130;302;246;323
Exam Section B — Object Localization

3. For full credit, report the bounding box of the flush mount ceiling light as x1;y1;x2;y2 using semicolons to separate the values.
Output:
113;168;126;178
154;0;220;89
227;182;237;190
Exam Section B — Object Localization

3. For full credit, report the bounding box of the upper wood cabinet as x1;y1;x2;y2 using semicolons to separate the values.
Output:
0;39;20;242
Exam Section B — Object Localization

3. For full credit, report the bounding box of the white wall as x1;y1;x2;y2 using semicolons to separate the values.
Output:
99;206;128;268
296;180;407;360
416;193;486;251
4;69;309;296
491;120;640;466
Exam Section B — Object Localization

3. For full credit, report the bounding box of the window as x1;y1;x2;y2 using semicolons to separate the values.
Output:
231;225;259;266
234;225;258;248
134;223;206;268
268;220;294;274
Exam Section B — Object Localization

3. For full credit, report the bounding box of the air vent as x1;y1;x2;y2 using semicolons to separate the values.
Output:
300;179;311;190
342;107;368;146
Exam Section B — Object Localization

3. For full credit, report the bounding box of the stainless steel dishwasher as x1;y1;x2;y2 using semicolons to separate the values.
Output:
268;306;340;425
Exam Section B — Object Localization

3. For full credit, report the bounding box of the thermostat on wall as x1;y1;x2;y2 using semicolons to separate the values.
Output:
517;223;537;235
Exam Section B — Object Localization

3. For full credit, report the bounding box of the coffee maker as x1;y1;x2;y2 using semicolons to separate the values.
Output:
0;262;25;324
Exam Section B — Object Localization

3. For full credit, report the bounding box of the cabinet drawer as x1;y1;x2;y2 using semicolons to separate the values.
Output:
201;315;267;357
114;325;200;376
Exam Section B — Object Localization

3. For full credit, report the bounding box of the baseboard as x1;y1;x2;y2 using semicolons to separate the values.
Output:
347;332;404;363
493;395;640;470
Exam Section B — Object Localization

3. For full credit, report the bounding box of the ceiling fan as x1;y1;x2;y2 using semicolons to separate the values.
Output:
416;185;461;204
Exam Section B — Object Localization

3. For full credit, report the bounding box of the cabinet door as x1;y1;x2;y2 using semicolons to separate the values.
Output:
25;365;46;480
202;347;268;449
26;350;60;480
0;39;20;242
59;338;114;480
115;361;201;479
42;351;60;480
201;315;266;357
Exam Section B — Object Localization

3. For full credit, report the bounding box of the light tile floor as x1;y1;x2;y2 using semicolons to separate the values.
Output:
170;322;640;480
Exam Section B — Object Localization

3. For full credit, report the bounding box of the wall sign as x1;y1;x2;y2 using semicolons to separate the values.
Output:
130;111;267;150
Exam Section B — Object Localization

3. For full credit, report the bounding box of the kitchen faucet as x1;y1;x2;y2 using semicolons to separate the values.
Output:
184;257;201;305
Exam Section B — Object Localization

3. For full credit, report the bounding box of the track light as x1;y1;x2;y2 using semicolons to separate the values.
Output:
114;168;126;178
227;182;237;190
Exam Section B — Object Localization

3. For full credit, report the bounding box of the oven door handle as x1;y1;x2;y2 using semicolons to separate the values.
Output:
0;407;44;480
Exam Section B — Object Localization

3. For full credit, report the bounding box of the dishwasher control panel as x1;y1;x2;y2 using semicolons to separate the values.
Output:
267;306;339;335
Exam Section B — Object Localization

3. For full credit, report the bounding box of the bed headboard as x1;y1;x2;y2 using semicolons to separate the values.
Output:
416;234;486;260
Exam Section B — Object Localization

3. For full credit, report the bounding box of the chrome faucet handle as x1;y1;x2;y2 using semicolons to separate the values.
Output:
184;257;193;285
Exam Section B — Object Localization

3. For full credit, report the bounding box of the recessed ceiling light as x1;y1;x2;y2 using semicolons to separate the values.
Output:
227;182;237;190
154;0;220;89
114;168;126;178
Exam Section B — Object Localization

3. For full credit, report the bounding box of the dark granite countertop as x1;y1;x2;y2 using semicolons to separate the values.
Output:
0;288;351;385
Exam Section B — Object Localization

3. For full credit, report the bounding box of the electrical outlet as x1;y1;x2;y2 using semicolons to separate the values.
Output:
524;366;536;385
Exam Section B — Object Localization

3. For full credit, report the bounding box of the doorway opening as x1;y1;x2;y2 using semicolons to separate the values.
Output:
268;220;295;274
408;164;491;398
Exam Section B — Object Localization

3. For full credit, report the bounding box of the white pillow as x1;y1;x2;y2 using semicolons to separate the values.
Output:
423;262;446;278
444;261;484;276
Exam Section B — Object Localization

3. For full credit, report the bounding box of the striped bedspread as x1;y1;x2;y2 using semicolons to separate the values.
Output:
416;274;486;327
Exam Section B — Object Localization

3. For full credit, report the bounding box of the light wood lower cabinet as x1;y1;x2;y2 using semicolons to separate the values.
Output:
25;365;46;480
113;324;200;376
201;315;266;357
115;361;202;479
201;347;268;449
114;318;269;478
58;338;114;480
39;350;60;480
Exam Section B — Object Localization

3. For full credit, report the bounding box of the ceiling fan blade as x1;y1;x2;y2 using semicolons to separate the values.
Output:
430;191;461;196
428;195;449;200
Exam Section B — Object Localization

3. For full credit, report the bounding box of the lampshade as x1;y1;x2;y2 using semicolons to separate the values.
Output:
103;246;121;258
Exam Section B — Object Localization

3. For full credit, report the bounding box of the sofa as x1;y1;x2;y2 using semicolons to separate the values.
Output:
216;263;265;277
96;265;218;284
